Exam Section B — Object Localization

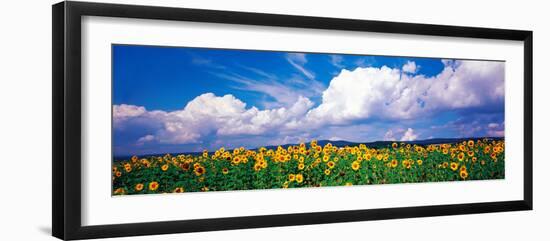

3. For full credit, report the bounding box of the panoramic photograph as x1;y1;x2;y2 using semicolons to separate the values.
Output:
111;45;505;195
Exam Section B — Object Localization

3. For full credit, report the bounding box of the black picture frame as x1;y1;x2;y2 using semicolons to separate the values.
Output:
52;1;533;240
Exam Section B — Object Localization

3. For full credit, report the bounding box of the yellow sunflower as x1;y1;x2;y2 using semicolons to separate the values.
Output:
295;174;304;183
253;163;262;171
180;162;190;171
173;187;184;193
365;154;372;161
450;162;459;171
194;166;206;176
260;160;268;168
351;161;361;171
457;152;465;162
460;170;469;179
148;181;159;191
141;159;151;168
161;164;169;171
114;188;125;195
124;163;132;173
327;161;335;169
324;169;331;175
135;183;144;191
391;159;398;168
288;174;296;182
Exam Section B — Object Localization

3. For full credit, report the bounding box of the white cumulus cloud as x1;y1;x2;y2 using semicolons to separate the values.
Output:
114;93;314;145
400;128;418;141
383;130;396;141
402;61;418;74
302;60;504;125
113;104;146;123
137;134;155;143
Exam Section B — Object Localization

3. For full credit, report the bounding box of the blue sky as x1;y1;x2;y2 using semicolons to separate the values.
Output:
113;45;505;156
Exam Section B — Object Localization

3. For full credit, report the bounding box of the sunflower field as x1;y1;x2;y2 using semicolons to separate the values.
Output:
112;139;505;195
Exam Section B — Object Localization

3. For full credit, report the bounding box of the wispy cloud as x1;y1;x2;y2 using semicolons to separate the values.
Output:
237;65;278;80
487;122;505;137
213;72;315;108
355;56;376;67
194;55;324;109
430;114;504;138
286;53;315;79
190;55;227;70
330;55;345;68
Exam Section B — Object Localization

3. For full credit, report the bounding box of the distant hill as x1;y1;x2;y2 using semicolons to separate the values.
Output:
113;137;504;161
262;137;504;150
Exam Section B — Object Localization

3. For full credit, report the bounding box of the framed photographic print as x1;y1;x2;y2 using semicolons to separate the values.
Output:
52;1;533;240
